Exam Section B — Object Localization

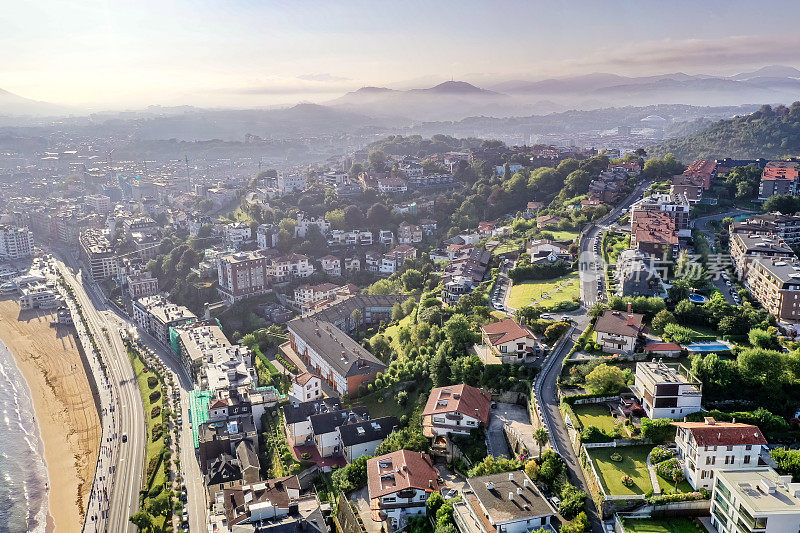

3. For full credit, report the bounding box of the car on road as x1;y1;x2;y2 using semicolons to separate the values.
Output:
560;315;572;322
540;313;554;320
442;488;458;500
122;433;127;443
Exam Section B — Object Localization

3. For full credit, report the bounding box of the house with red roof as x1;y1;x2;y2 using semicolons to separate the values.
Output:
672;417;768;490
367;450;439;528
290;371;323;402
479;318;543;364
422;384;491;439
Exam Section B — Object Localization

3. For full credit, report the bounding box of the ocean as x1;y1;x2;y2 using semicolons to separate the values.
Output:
0;340;49;533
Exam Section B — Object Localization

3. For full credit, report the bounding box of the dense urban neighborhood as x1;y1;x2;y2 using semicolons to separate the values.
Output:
4;101;800;533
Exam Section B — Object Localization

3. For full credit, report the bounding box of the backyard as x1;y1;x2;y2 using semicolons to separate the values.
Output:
349;382;425;421
572;403;618;433
587;444;653;495
507;273;580;309
621;517;708;533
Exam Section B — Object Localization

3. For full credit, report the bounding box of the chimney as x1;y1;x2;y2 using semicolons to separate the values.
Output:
523;479;530;488
508;492;514;501
509;472;514;482
627;302;632;313
517;487;523;495
627;314;634;326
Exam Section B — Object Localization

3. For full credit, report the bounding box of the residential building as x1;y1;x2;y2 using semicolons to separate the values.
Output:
453;471;558;533
744;257;800;321
302;294;404;335
84;193;111;214
127;270;159;299
629;193;691;237
441;247;492;305
630;210;679;260
133;295;196;345
269;253;314;283
526;240;571;264
420;219;438;235
731;213;800;246
17;279;58;310
710;467;800;533
79;228;117;281
398;222;423;244
319;255;341;277
0;225;34;260
286;317;386;396
407;174;454;189
257;223;279;249
536;215;564;229
376;174;408;193
367;450;440;527
172;320;231;377
291;372;323;402
224;222;252;248
283;398;342;446
221;475;323;531
378;230;394;245
593;308;644;354
339;417;398;462
217;250;271;305
478;319;543;365
344;256;361;273
673;417;768;490
730;232;794;280
422;384;491;438
294;283;341;312
615;249;663;297
758;161;800;200
682;159;717;189
277;172;307;193
295;213;331;239
632;361;703;419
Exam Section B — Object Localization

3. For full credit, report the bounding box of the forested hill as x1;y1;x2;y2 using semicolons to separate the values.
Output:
649;102;800;161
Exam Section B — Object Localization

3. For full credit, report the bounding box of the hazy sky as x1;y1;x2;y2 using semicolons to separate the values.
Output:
4;0;800;109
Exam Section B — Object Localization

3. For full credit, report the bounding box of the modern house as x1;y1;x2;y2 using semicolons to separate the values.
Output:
593;309;645;354
290;372;323;402
422;384;491;439
367;450;440;528
710;467;800;533
672;417;768;490
453;470;558;533
632;361;703;419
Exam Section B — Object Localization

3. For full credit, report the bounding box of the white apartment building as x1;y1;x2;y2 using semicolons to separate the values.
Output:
291;372;323;402
319;255;341;277
632;361;703;419
85;194;111;214
269;254;314;283
294;283;340;312
133;295;196;345
673;418;768;490
277;173;307;193
710;467;800;533
256;224;278;249
295;213;331;239
224;222;252;248
0;225;34;260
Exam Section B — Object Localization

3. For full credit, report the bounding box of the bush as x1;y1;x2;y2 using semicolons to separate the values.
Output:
301;452;311;460
558;484;587;520
609;452;622;462
149;390;161;404
147;375;158;389
580;425;614;443
151;405;161;419
641;418;674;444
655;458;684;482
649;446;673;464
620;475;634;487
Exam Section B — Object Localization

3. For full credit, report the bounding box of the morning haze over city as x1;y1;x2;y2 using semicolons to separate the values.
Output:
2;2;800;533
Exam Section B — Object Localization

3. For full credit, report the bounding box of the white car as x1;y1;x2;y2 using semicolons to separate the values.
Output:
540;313;554;320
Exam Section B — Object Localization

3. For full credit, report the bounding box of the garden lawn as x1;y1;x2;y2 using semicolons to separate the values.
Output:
380;314;415;352
507;273;579;308
572;404;617;433
535;276;580;307
350;384;423;421
656;474;695;495
621;517;707;533
587;445;653;495
545;230;579;242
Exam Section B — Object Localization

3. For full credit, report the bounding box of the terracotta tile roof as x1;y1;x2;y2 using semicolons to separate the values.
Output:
481;318;536;346
367;450;439;499
594;310;644;338
294;371;321;386
643;342;682;352
672;419;768;447
422;384;491;425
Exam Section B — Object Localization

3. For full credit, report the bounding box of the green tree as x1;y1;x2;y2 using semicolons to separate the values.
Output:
426;492;444;517
651;309;676;335
392;302;405;322
560;512;589;533
738;347;786;387
533;427;549;458
443;314;478;347
129;510;154;532
368;150;387;171
584;363;627;394
402;269;424;291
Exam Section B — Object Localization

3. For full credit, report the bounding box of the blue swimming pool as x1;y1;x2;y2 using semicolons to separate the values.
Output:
688;294;709;304
686;341;732;352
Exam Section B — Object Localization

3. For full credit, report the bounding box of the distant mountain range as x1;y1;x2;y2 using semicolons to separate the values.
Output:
0;88;70;117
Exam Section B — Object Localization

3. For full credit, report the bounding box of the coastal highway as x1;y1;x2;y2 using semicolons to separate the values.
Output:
62;250;208;532
55;254;144;533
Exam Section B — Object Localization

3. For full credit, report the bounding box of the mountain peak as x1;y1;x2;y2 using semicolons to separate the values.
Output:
732;65;800;80
424;80;493;94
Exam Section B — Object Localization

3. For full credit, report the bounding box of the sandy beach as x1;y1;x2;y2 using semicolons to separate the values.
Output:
0;298;101;533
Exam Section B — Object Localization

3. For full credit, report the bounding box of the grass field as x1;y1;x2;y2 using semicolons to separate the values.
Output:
656;475;695;495
621;517;707;533
380;314;415;351
572;404;617;433
350;384;424;420
544;230;579;241
507;273;579;308
587;445;653;495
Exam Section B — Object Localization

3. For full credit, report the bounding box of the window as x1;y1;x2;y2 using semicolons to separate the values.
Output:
745;445;752;451
743;455;751;464
726;446;733;452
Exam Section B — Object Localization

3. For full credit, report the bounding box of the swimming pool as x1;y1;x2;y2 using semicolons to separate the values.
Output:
688;294;709;304
686;341;732;352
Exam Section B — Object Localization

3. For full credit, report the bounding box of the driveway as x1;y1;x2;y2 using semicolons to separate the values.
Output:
486;402;529;459
351;487;382;533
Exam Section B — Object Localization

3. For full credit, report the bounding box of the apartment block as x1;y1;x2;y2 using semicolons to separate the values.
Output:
744;257;800;321
0;225;34;260
216;250;271;305
729;232;794;280
758;161;800;200
133;294;196;345
79;228;117;281
731;213;800;246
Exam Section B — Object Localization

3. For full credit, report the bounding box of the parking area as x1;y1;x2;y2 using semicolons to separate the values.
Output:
486;402;530;459
351;487;383;533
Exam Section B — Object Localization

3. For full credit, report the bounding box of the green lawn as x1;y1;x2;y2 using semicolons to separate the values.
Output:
380;314;415;351
544;230;579;242
350;383;423;421
587;445;653;495
508;273;579;308
657;474;695;495
572;404;617;433
621;517;707;533
535;276;580;307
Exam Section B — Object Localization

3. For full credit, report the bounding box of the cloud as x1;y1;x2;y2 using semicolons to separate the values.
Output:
297;73;351;83
596;35;800;72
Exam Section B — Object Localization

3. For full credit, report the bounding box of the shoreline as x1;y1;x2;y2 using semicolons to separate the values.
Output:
0;298;101;533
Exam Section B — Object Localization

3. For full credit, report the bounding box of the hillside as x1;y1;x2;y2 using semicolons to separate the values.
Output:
648;102;800;161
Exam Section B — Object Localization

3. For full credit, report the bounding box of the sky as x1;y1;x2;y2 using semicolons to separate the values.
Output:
3;0;800;109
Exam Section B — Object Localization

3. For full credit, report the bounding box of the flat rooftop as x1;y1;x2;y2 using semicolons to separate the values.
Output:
718;467;800;514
